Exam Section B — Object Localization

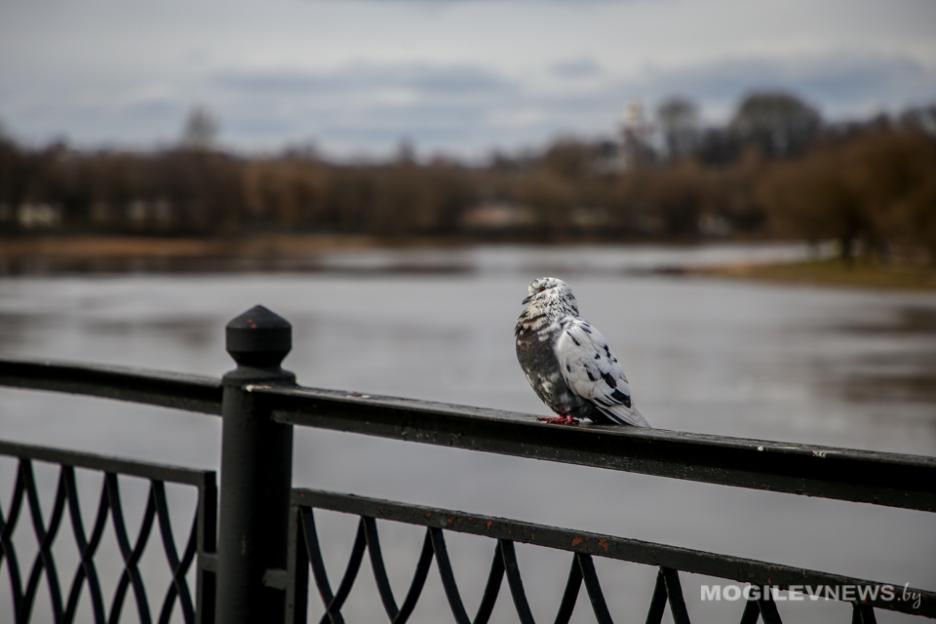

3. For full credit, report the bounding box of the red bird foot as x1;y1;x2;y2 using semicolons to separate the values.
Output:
538;415;579;426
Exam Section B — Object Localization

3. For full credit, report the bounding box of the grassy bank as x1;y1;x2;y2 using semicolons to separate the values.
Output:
0;234;387;259
701;258;936;291
4;235;935;291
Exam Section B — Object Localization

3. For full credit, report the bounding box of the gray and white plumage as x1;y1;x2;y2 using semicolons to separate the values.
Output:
515;277;649;427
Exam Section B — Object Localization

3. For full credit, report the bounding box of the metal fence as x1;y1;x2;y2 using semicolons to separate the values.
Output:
0;441;215;624
0;304;934;623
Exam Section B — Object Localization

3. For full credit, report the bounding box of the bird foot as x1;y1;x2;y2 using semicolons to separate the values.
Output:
538;415;580;426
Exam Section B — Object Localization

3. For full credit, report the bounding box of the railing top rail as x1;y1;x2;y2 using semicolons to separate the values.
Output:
0;357;221;416
258;384;936;513
1;357;934;512
0;438;214;486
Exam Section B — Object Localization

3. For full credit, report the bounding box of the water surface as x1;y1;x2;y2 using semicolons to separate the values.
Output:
1;244;933;622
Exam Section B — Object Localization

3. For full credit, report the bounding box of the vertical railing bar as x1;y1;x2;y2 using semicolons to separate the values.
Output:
0;459;26;565
359;514;440;624
661;567;691;624
852;603;878;624
645;570;668;624
62;467;109;623
576;553;613;624
302;509;338;617
164;511;199;623
156;513;197;623
154;490;198;623
389;530;435;624
552;555;582;624
470;542;504;624
20;458;66;621
152;480;195;622
392;530;436;624
195;472;217;624
301;509;367;624
428;527;471;624
498;540;537;624
0;459;26;623
105;473;155;624
317;518;367;621
285;505;309;624
739;598;760;624
362;516;400;620
757;595;782;624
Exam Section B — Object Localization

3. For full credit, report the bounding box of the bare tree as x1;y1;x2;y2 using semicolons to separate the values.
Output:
731;91;822;158
656;96;700;161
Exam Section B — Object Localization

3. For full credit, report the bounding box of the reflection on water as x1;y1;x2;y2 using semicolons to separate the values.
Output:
1;241;824;277
822;305;936;405
0;245;933;623
834;305;936;335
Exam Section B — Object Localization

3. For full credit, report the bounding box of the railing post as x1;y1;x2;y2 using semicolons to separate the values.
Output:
216;305;296;622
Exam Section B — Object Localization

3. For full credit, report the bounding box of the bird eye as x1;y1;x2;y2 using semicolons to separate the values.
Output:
537;286;546;293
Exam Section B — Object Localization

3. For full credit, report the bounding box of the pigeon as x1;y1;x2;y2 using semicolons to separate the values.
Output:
515;277;649;427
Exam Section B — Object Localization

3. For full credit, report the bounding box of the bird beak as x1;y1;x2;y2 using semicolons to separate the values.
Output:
521;295;532;305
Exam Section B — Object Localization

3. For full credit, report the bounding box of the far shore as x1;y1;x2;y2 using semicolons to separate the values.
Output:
0;233;389;259
1;234;934;291
0;232;777;262
696;258;936;292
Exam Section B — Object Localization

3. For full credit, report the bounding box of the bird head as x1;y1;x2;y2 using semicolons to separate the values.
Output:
522;277;578;312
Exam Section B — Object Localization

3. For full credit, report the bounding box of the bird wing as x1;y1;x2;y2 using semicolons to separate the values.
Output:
554;317;649;427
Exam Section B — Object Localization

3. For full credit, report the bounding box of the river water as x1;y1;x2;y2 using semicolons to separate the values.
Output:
1;244;934;622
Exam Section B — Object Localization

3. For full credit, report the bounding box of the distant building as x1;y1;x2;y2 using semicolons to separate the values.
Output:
460;201;536;230
592;100;659;173
18;203;63;229
128;198;176;229
619;100;657;170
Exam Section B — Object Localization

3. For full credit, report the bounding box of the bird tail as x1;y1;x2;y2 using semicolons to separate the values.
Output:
601;404;650;427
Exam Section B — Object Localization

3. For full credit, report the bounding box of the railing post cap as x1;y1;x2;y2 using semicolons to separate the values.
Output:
226;305;292;368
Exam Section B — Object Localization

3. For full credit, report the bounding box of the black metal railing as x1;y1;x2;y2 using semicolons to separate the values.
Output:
0;304;934;623
0;440;216;623
283;489;907;624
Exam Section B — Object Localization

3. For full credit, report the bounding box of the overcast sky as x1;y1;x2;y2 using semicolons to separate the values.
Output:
2;0;935;157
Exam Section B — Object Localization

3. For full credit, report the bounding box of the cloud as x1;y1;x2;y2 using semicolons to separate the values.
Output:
4;51;935;156
637;53;936;118
551;58;603;79
213;63;513;99
204;63;523;153
2;0;936;156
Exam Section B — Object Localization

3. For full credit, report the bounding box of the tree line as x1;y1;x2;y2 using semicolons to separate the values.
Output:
1;93;934;262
